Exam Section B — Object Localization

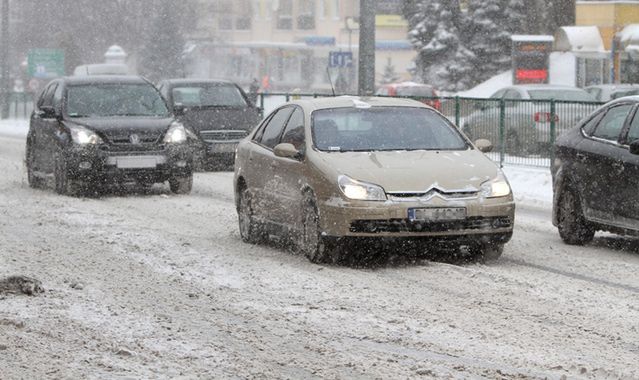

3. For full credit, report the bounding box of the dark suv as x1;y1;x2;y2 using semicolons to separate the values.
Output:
26;76;196;196
552;96;639;244
157;79;261;170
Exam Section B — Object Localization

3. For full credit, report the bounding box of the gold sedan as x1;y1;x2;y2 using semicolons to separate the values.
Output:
234;97;515;263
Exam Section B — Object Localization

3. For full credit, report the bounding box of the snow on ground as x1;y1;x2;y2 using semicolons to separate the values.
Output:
1;131;639;379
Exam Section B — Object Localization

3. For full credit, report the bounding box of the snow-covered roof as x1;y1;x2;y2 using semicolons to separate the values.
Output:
554;26;605;53
620;24;639;54
511;35;554;42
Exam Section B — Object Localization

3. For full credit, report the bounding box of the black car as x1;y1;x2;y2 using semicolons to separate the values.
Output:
552;96;639;244
26;76;196;196
157;79;261;170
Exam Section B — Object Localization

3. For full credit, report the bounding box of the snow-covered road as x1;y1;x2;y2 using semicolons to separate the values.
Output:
1;132;638;379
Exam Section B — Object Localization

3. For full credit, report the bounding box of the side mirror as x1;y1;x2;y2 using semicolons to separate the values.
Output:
274;143;301;159
630;139;639;155
39;105;58;119
474;139;493;153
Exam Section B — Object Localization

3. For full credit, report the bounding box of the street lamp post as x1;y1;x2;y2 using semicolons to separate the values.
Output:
358;0;375;96
1;0;10;119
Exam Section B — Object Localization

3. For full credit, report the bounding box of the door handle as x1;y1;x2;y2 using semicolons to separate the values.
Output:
575;152;587;161
612;161;624;172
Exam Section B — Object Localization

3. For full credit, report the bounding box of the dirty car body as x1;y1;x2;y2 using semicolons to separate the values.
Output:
158;79;261;169
26;76;195;195
234;97;515;263
552;96;639;245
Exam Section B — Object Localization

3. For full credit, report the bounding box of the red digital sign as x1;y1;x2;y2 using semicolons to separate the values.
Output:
516;69;548;82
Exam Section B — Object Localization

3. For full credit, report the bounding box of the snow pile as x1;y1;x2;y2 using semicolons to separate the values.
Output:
457;71;512;98
620;24;639;55
502;164;553;210
0;119;29;138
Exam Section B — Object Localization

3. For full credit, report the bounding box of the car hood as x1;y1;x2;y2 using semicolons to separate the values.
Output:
315;149;499;193
178;107;260;133
68;117;174;143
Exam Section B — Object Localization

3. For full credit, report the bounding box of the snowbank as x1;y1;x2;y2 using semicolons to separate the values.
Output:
503;164;553;210
457;71;512;98
0;119;29;138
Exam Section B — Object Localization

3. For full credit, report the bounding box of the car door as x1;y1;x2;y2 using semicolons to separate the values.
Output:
574;103;634;221
615;105;639;223
248;106;294;224
270;107;306;228
29;82;59;175
465;89;507;143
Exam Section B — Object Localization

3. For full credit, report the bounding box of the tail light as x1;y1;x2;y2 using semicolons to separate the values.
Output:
534;112;559;123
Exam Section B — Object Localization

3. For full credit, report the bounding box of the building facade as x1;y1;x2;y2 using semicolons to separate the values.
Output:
185;0;416;92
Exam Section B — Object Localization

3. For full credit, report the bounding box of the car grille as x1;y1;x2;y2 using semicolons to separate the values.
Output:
199;130;247;143
349;217;512;234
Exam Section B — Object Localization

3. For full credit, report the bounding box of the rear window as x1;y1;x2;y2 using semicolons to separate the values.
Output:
312;107;467;152
172;84;248;108
527;90;595;102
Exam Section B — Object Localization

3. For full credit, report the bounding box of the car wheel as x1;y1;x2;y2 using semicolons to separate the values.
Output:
237;187;263;244
169;174;193;194
300;193;335;264
505;130;522;155
557;185;595;245
54;152;76;195
475;243;504;262
26;148;45;189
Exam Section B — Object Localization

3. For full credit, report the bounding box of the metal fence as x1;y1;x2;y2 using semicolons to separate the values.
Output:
256;93;604;168
1;92;34;119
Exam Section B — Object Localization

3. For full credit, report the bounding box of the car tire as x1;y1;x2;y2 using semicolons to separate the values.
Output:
169;174;193;194
54;152;77;196
557;185;595;245
237;187;263;244
300;193;335;264
26;148;45;189
505;130;522;155
475;243;504;262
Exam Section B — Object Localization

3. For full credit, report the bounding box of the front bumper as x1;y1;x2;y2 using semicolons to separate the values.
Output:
319;195;515;241
65;143;193;183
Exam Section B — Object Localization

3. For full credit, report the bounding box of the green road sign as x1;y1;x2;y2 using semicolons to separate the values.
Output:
28;49;65;79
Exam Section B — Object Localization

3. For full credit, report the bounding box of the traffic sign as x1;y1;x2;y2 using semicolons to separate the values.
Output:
329;51;353;68
27;49;65;79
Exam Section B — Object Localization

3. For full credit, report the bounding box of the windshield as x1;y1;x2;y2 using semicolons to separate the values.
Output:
66;84;169;117
527;89;596;102
172;84;248;108
312;107;468;152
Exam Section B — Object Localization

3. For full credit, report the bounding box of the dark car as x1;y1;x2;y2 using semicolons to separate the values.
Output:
552;96;639;244
26;76;195;196
157;79;261;170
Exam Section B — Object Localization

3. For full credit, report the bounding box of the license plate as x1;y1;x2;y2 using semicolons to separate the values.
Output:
408;207;466;221
116;156;158;169
209;143;238;153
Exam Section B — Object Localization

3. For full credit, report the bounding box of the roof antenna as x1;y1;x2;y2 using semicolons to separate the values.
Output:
327;67;336;96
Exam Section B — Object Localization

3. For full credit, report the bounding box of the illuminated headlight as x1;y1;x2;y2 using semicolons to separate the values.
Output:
163;122;187;144
70;125;103;145
480;171;512;198
338;175;387;201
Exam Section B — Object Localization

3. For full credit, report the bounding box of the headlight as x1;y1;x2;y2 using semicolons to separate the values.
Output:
69;125;103;145
338;175;387;201
480;171;512;198
163;122;187;144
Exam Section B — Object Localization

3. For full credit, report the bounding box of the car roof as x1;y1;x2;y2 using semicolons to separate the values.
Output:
585;84;639;90
161;78;237;86
285;96;430;112
60;75;151;86
606;95;639;105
